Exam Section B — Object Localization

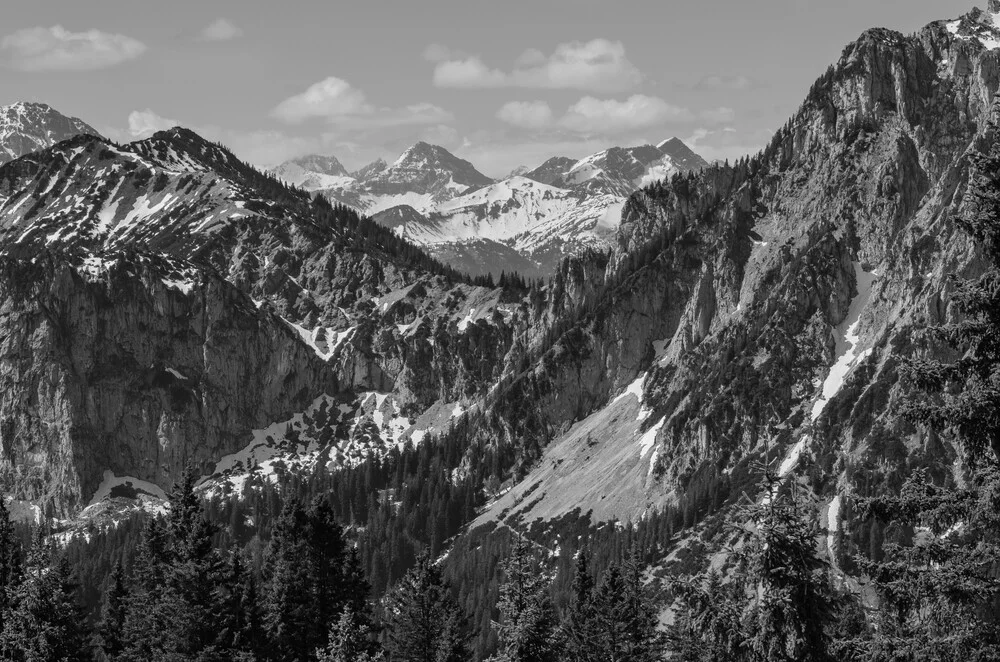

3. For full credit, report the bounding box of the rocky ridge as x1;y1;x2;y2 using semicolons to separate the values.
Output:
0;102;100;165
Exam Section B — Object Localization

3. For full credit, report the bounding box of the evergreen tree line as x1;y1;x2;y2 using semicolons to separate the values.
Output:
0;474;667;662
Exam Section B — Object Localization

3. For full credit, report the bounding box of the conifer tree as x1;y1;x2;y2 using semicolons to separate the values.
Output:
489;535;560;662
666;570;743;662
1;541;93;661
99;561;128;659
735;477;837;662
585;558;662;662
667;473;838;662
561;549;598;661
0;495;22;638
119;469;226;661
318;606;385;662
265;499;322;662
383;551;468;662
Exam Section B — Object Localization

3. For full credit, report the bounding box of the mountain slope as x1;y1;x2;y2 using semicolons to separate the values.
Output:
0;125;528;516
0;102;101;165
468;3;1000;560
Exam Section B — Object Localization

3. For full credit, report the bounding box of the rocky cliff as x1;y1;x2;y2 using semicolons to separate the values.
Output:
0;251;337;516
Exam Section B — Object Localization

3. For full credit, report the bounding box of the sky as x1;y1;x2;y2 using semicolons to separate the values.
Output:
0;0;979;177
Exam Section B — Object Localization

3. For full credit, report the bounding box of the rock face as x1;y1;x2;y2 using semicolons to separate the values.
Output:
0;102;100;165
476;7;1000;544
0;253;337;516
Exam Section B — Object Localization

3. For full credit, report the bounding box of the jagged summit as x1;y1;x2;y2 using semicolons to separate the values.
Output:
272;153;351;189
0;101;101;165
657;137;709;171
521;156;577;186
282;154;348;177
351;157;387;181
942;3;1000;49
380;141;493;189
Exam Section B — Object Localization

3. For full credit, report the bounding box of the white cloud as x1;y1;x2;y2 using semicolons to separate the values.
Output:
558;95;693;133
433;57;507;88
1;25;146;72
128;109;178;137
201;18;243;42
272;77;453;132
272;77;373;123
433;38;642;92
496;95;734;136
496;101;554;130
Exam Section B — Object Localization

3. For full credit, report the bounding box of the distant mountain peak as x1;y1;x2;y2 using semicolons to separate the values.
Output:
507;165;530;179
656;137;686;151
0;101;101;165
279;154;349;178
656;137;709;171
271;153;354;190
378;142;493;190
352;157;387;181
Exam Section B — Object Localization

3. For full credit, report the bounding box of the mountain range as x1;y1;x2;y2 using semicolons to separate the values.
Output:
2;2;1000;655
273;137;708;278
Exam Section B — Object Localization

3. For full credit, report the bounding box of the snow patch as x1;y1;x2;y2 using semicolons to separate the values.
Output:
285;322;355;361
778;436;808;478
614;374;645;404
810;263;877;421
162;278;195;295
827;494;842;560
639;418;665;458
88;470;168;506
458;308;476;332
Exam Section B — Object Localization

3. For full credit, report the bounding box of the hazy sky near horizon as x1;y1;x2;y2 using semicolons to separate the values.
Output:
0;0;978;175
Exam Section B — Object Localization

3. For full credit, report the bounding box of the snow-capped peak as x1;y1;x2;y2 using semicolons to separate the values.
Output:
351;157;388;181
271;154;354;190
280;154;349;177
0;101;101;165
373;142;493;191
657;137;709;171
944;3;1000;50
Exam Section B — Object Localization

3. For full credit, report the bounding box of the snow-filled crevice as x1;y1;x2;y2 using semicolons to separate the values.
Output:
775;263;877;482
